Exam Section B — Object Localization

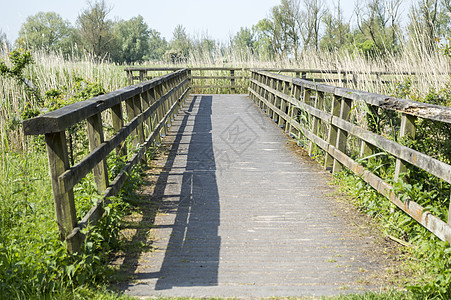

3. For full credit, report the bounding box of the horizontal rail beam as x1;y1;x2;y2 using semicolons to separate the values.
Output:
23;70;187;135
248;69;451;244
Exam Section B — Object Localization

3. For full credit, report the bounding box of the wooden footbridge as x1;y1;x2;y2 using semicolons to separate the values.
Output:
23;67;451;297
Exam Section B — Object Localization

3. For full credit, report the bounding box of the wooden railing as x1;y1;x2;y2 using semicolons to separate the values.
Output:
125;67;447;95
23;69;191;253
249;69;451;243
125;67;247;94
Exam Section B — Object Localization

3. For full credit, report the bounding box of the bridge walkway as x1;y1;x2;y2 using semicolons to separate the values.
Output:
119;94;395;297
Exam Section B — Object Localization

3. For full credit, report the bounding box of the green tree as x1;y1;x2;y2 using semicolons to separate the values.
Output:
354;0;402;56
301;0;326;51
191;33;216;61
320;1;351;51
407;0;451;53
0;30;10;53
231;27;256;60
16;12;73;53
146;29;169;61
76;0;116;59
253;18;278;60
113;15;149;63
166;24;191;62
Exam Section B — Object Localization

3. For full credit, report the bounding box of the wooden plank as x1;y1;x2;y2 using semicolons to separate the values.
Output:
324;95;341;170
191;85;246;89
125;97;137;146
23;70;188;135
66;85;191;246
331;117;451;184
248;69;451;246
191;76;244;80
111;103;127;157
59;77;189;192
86;113;109;193
45;131;79;252
394;114;416;180
253;70;451;125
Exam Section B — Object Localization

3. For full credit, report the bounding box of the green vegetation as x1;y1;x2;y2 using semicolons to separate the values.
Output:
3;0;450;65
1;0;451;299
0;47;135;299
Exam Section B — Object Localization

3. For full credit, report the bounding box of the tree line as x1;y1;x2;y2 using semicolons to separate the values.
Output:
1;0;451;63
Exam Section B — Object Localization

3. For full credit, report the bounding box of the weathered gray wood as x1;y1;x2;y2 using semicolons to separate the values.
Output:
251;74;451;184
139;70;145;82
23;70;188;136
125;97;138;146
280;80;290;131
66;84;191;246
394;114;417;181
25;69;190;254
333;97;352;174
45;131;79;252
309;91;323;156
57;78;190;197
111;103;127;157
87;113;109;193
134;94;147;164
248;69;451;246
360;105;378;159
230;70;236;93
141;90;152;136
191;75;244;80
253;70;451;125
324;96;340;171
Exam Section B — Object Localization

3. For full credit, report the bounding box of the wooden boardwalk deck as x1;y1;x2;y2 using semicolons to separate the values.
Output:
119;94;393;297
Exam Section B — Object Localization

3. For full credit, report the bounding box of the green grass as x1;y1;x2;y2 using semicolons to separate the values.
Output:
2;47;451;299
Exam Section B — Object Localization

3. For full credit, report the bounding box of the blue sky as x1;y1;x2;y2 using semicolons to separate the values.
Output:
0;0;411;44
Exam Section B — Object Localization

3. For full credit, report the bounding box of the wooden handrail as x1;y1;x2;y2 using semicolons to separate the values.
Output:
125;67;449;95
248;69;451;243
125;67;248;94
23;69;191;253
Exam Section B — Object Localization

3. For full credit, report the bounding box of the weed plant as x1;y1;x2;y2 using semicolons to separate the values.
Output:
327;80;451;298
0;49;138;299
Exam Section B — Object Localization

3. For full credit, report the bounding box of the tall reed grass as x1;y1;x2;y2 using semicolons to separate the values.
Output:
0;45;450;297
179;46;451;97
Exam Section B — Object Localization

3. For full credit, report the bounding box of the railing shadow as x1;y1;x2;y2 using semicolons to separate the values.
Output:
119;95;220;290
156;95;220;289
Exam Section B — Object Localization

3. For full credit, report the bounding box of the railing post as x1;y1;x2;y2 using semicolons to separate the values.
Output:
126;70;133;85
291;84;302;141
155;84;164;141
125;96;137;147
148;87;160;144
324;95;341;171
360;104;378;158
111;103;127;157
333;97;352;173
139;70;145;82
394;113;416;180
141;89;152;137
87;113;109;193
302;88;312;145
352;72;358;89
279;80;289;131
230;69;236;93
274;79;281;123
133;94;146;164
309;91;324;156
161;80;170;135
45;131;78;252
